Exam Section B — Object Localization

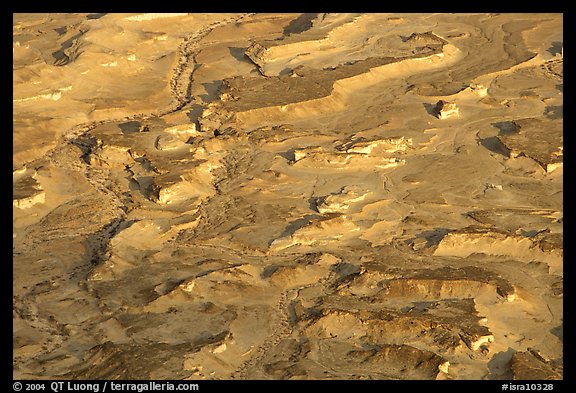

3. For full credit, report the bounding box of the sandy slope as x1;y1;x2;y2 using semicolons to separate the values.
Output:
13;13;562;380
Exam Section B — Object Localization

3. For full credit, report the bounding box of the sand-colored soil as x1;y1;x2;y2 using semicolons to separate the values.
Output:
13;13;562;380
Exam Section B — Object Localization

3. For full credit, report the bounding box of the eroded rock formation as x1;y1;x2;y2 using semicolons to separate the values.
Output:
13;13;562;380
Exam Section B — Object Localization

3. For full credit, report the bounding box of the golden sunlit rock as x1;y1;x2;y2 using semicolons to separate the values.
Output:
13;13;562;380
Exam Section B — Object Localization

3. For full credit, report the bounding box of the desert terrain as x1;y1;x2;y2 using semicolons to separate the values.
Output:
13;13;563;380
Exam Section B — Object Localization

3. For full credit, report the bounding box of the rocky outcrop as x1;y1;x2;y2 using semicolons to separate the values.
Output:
434;100;459;119
13;174;45;209
511;350;563;380
498;118;563;173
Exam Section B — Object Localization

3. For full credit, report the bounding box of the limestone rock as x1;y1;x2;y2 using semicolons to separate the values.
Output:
434;100;459;119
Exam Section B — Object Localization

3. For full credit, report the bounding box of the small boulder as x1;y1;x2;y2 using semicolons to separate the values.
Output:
434;100;459;119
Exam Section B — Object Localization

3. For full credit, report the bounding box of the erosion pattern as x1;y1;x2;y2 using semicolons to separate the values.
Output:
13;13;563;380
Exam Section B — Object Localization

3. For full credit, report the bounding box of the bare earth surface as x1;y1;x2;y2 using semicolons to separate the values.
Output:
13;13;563;380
